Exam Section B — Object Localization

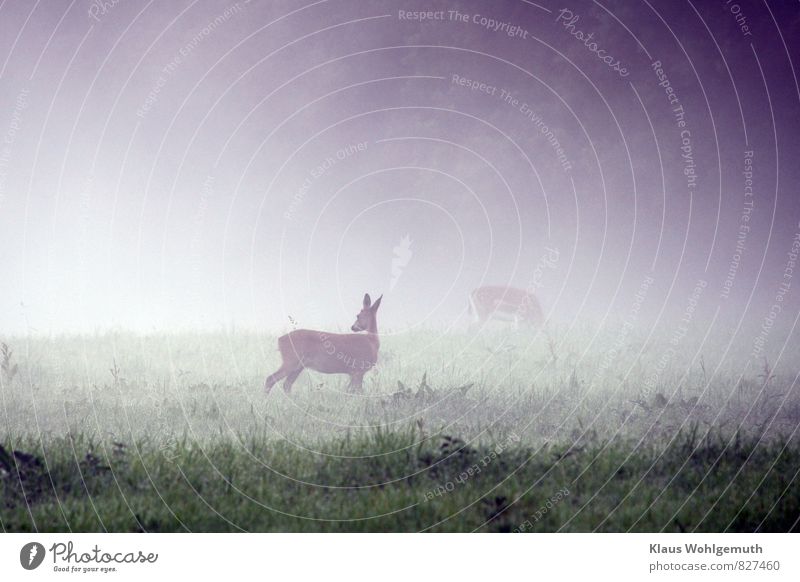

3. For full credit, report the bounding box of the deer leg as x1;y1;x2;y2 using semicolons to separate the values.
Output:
283;368;304;393
265;365;291;394
348;373;364;393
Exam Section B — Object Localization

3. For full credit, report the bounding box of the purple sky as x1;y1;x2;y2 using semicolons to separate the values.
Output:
0;0;799;341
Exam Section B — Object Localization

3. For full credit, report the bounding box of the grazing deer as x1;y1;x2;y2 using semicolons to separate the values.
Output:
469;286;543;328
265;293;383;395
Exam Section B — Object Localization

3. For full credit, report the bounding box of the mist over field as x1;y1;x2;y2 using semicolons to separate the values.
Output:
1;0;799;532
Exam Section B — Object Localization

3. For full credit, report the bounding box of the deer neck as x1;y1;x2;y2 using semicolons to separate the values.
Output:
365;318;379;347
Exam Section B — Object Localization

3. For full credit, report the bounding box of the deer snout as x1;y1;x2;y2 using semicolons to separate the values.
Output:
351;324;360;332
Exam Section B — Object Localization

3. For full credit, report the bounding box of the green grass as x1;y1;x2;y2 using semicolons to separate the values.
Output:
2;428;798;532
1;329;799;532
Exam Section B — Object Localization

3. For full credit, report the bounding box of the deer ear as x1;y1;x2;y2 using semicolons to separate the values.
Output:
363;293;371;308
371;295;382;310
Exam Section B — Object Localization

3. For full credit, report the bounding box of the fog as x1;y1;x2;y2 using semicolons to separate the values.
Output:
0;0;798;353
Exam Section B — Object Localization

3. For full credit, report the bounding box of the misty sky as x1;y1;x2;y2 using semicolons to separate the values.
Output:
0;0;799;340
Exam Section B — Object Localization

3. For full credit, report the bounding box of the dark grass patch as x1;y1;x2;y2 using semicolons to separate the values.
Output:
1;430;798;532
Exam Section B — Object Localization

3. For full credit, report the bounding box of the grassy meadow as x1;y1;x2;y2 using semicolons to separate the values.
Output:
1;326;799;532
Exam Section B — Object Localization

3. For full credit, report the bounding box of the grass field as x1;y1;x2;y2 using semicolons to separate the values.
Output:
1;327;799;532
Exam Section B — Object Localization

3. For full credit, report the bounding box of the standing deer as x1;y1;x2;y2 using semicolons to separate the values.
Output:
469;286;543;328
265;293;383;395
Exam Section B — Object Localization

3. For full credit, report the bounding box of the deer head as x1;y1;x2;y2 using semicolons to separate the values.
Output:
351;293;382;333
